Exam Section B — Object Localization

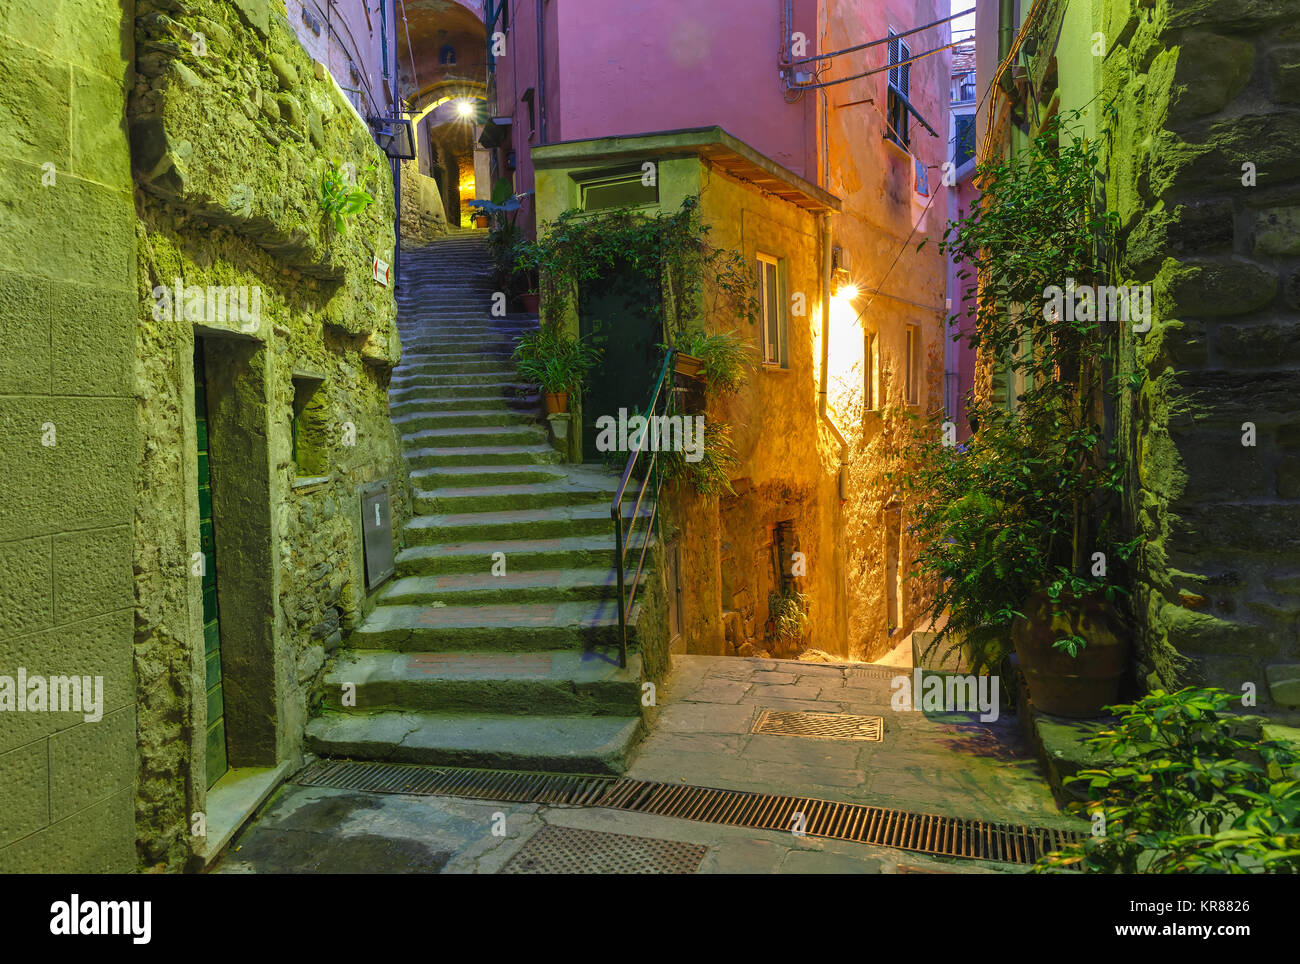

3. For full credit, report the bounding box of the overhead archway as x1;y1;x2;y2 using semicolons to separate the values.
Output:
396;0;487;226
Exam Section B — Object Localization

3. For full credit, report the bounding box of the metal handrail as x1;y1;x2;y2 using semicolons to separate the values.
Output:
611;349;675;668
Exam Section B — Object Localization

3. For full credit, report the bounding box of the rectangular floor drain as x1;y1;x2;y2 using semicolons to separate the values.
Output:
751;709;883;741
293;760;1082;864
501;825;707;874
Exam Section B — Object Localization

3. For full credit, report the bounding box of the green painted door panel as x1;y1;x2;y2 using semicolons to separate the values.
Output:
578;259;663;462
195;342;228;789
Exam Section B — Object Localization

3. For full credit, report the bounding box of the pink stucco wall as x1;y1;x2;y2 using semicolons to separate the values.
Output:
493;0;822;233
285;0;399;117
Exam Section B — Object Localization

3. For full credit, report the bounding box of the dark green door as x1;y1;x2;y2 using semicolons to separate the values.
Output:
195;342;228;788
578;259;663;462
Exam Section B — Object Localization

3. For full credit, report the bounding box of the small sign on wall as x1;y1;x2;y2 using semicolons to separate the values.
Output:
372;256;391;286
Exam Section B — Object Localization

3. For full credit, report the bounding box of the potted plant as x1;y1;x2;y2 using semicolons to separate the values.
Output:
768;588;812;657
905;111;1138;717
469;179;524;294
518;271;541;314
678;328;755;394
512;326;601;415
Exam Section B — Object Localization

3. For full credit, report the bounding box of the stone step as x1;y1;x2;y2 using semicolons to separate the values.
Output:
403;442;559;468
395;531;651;575
389;394;539;415
398;346;516;360
400;424;548;448
394;409;538;431
319;650;643;715
412;471;619;512
304;709;641;773
391;372;525;391
348;599;633;651
393;359;517;377
408;463;569;488
402;501;649;545
391;383;537;403
379;568;637;605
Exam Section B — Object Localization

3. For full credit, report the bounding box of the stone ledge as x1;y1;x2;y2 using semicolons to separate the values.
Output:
196;760;292;869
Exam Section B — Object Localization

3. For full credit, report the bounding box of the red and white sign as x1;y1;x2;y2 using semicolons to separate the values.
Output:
372;257;391;286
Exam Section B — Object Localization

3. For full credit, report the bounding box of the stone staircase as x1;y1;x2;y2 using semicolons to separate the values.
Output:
305;232;651;774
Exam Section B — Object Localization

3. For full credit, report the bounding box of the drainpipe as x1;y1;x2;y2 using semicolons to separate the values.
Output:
999;0;1016;60
818;212;849;499
536;0;548;144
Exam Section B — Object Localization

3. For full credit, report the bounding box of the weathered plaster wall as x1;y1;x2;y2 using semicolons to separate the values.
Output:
822;0;952;660
0;0;139;874
128;0;408;868
698;165;849;659
284;0;398;118
400;158;450;243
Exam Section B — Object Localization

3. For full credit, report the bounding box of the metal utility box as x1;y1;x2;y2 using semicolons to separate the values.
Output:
361;482;396;589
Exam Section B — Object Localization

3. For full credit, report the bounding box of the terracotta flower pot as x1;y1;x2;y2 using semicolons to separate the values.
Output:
474;214;489;229
544;392;569;414
519;292;540;313
674;351;705;380
1011;590;1128;718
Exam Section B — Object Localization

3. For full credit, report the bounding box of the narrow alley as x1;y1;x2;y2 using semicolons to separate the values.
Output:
2;0;1298;919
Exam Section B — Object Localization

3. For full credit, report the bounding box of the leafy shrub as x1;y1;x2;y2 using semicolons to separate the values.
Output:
320;159;376;233
1035;687;1300;874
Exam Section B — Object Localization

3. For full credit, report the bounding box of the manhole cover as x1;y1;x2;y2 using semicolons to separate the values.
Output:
751;709;883;741
501;825;707;874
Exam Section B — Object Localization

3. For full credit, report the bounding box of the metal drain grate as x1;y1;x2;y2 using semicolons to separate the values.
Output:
501;825;708;874
292;760;1082;865
846;665;908;680
751;709;883;741
295;759;614;805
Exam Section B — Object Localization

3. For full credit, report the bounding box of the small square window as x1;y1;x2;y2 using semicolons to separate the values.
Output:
574;165;658;211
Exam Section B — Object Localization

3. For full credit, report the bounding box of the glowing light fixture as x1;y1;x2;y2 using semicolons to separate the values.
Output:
836;283;860;302
457;99;476;118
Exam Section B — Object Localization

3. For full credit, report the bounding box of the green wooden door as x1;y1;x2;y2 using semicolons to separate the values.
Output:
578;259;663;462
195;343;228;788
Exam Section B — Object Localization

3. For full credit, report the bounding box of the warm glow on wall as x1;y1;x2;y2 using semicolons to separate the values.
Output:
829;283;865;410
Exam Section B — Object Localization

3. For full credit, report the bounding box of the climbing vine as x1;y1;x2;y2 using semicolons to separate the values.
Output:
513;196;757;340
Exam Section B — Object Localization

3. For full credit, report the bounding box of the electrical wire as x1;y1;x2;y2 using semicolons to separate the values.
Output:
789;6;975;67
848;19;1009;332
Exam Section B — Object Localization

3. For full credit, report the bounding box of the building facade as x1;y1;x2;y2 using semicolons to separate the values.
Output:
487;0;954;660
1;0;409;872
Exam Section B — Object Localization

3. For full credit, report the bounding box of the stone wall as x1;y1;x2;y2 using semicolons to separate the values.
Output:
128;0;408;868
982;0;1300;708
1100;0;1300;707
400;159;450;246
0;0;139;873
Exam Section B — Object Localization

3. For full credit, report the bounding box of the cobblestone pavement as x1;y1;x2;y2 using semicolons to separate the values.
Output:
215;654;1081;873
631;655;1079;829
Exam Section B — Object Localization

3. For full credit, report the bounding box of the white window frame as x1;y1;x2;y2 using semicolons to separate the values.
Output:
756;252;787;368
